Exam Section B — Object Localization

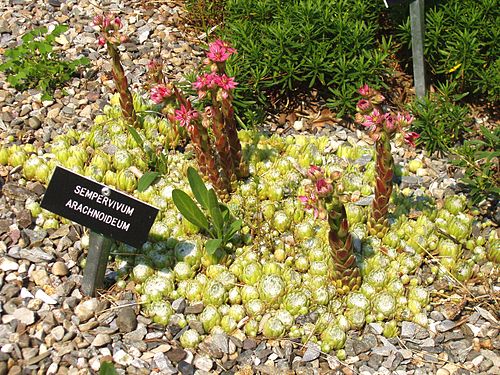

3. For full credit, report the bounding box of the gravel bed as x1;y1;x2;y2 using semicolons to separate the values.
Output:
0;0;499;374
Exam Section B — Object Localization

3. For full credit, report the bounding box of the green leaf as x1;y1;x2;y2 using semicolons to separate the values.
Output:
172;189;209;231
138;171;159;192
127;126;144;147
207;189;223;238
187;167;209;209
225;219;242;241
205;239;223;255
99;362;118;375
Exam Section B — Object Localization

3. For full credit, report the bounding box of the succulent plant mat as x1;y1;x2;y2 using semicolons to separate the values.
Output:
1;95;499;373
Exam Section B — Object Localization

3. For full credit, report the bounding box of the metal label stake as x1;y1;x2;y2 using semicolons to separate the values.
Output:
82;231;114;296
410;0;426;98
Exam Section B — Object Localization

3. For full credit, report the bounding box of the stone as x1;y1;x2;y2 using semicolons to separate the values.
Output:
75;299;99;322
401;321;418;339
51;261;69;276
124;326;147;342
302;343;320;362
13;308;35;325
193;355;213;372
243;338;257;350
113;349;133;366
153;352;177;374
116;307;138;333
91;333;111;347
19;247;54;263
166;348;187;363
437;320;457;333
0;258;18;272
28;116;42;130
210;333;230;354
184;303;204;314
31;269;51;286
50;326;65;341
34;289;57;305
178;360;194;375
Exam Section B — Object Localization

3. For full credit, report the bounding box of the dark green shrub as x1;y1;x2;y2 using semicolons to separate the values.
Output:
451;126;499;205
0;25;89;100
406;81;471;155
397;0;499;102
220;0;393;122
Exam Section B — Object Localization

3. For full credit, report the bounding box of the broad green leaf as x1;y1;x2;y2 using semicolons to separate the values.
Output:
205;239;223;255
99;362;118;375
207;189;223;238
226;219;242;241
138;171;159;192
172;189;209;231
127;126;144;147
187;167;208;209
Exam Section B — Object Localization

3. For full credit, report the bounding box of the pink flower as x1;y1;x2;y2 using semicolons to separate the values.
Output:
207;39;236;62
150;84;172;104
384;114;396;132
93;15;103;26
358;84;371;97
395;113;415;128
356;99;372;113
98;36;106;46
316;178;333;198
214;74;238;91
212;39;236;54
175;104;199;131
306;165;323;180
193;73;211;91
362;109;386;131
114;17;122;28
298;193;319;218
403;131;420;147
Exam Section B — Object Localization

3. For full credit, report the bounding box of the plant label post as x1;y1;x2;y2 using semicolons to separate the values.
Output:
409;0;426;98
41;166;158;296
384;0;426;98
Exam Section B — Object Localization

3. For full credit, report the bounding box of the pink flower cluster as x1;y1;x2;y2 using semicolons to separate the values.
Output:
193;73;238;99
150;84;172;104
207;39;236;63
356;84;419;147
174;104;199;131
93;14;124;46
298;166;333;219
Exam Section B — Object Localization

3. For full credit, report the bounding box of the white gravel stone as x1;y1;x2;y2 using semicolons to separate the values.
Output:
114;349;134;366
0;257;19;271
13;307;35;325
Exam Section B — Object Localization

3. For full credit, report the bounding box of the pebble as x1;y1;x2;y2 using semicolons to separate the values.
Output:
13;307;35;325
75;299;99;322
91;333;111;347
116;307;138;333
193;354;213;372
51;261;69;276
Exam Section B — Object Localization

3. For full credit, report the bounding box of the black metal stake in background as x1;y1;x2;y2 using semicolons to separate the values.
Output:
81;231;113;296
409;0;426;98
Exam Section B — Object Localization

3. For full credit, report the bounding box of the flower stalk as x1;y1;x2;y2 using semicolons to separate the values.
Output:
93;15;138;128
150;39;247;199
356;84;419;238
298;166;361;293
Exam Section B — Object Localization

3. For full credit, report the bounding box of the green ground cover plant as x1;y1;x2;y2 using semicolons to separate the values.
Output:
406;82;471;155
218;0;393;121
397;0;499;102
0;24;89;100
451;126;500;205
